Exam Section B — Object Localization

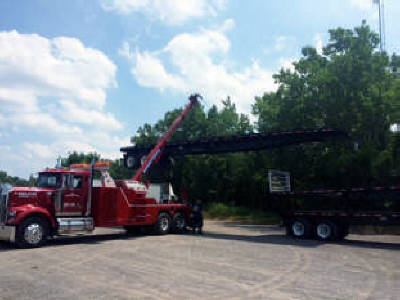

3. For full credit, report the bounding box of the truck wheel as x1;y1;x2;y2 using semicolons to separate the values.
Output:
171;212;186;234
315;220;338;241
124;226;142;235
154;213;171;235
16;216;48;248
290;218;312;239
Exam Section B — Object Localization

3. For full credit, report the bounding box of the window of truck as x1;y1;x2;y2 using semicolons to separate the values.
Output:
37;173;61;188
73;176;83;189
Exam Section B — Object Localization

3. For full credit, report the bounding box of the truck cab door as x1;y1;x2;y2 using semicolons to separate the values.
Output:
55;174;87;216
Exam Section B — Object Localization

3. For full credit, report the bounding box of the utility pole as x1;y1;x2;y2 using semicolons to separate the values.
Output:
374;0;385;52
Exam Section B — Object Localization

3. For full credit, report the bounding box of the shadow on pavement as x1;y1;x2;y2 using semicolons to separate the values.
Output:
219;222;284;232
1;228;399;252
200;231;400;251
0;231;143;252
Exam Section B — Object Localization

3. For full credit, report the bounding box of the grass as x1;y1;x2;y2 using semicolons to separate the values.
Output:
204;202;281;225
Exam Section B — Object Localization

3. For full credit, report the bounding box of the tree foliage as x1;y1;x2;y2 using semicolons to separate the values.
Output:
253;20;399;188
0;171;31;186
60;151;135;180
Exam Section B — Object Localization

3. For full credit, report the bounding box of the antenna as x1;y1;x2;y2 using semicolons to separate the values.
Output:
55;156;62;169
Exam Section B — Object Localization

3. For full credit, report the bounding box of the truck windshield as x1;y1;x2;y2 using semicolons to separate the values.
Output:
37;173;61;188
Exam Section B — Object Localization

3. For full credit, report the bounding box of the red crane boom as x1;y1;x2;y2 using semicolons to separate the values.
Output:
132;94;201;181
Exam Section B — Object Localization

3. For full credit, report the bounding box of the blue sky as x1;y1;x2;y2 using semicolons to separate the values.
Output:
0;0;399;178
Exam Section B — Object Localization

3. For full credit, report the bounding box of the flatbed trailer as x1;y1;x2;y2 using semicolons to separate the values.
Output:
272;186;400;240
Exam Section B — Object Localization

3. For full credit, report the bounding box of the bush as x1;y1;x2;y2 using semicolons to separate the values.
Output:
204;202;281;224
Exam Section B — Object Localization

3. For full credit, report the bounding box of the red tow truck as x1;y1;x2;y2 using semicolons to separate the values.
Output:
0;94;200;248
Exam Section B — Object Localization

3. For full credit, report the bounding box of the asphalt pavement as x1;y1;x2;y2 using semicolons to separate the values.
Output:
0;221;399;299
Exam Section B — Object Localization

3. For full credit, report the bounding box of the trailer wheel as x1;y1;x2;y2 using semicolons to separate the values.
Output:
315;220;338;241
171;212;186;234
16;216;48;248
290;218;312;239
154;212;171;235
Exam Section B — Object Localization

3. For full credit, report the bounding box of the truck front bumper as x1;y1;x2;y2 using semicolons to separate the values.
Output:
0;225;15;243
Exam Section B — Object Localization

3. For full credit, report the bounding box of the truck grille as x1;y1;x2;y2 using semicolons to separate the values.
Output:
0;193;7;225
0;184;11;225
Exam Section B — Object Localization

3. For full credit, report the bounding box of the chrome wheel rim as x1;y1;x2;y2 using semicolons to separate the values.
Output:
292;221;305;236
24;223;43;245
317;223;331;239
161;217;169;231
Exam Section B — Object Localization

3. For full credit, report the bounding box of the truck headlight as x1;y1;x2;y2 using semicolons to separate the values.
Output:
8;211;16;217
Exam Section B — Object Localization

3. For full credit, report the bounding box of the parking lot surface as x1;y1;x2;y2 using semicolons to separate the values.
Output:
0;221;399;299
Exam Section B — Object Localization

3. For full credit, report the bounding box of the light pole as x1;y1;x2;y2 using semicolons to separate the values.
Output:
374;0;385;52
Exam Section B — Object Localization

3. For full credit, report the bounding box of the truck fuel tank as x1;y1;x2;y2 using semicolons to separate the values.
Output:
57;217;94;234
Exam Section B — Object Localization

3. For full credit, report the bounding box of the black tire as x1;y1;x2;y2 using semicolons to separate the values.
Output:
15;216;48;248
153;212;171;235
171;212;186;234
124;226;142;235
193;227;202;234
290;218;312;239
315;220;339;241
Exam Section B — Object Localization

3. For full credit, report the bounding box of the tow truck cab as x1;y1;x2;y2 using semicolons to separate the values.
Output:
0;167;190;248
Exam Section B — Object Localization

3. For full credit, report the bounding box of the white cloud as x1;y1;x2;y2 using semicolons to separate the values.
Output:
274;36;296;52
1;132;132;178
133;51;185;91
0;31;117;108
314;33;324;55
118;41;135;61
101;0;227;25
278;57;296;73
0;31;120;132
0;30;126;177
23;143;54;160
219;18;235;32
351;0;375;10
0;114;5;127
350;0;379;20
0;145;10;152
59;100;123;130
11;112;83;135
122;21;276;115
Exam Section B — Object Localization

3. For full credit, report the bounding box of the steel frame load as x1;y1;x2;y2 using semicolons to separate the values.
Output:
121;129;348;169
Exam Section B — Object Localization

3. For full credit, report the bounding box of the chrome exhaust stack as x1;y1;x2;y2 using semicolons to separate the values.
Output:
85;158;95;217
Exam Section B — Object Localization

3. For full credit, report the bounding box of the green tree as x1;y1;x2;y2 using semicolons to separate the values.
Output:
60;151;134;180
0;171;30;187
61;151;101;167
253;21;399;188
